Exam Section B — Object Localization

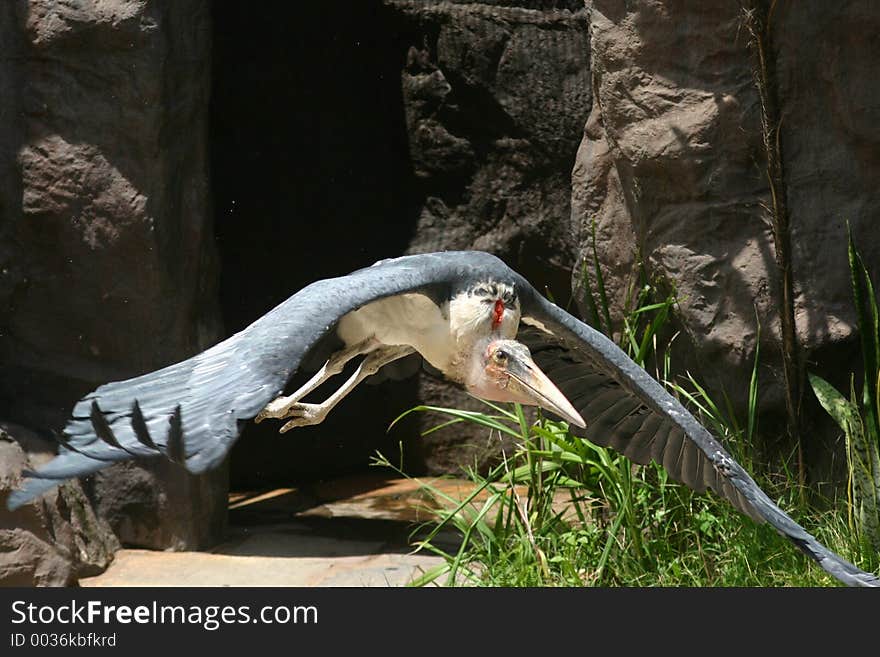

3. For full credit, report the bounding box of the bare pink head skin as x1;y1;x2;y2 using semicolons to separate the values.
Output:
466;339;586;428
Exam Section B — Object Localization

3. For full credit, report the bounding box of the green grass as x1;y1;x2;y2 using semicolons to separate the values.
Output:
380;399;861;587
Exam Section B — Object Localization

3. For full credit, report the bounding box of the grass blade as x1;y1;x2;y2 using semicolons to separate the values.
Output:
590;218;614;336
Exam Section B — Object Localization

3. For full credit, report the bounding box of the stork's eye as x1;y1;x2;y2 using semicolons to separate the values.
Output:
493;350;508;364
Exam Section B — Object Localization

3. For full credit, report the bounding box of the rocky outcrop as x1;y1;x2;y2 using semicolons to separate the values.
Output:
573;1;880;471
87;461;228;552
773;1;880;361
0;425;119;586
573;1;770;400
394;0;589;288
0;0;226;553
386;0;591;472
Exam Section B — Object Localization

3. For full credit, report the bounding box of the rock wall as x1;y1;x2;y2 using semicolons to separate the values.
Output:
573;0;769;401
0;0;226;570
0;424;118;586
573;0;880;472
774;1;880;358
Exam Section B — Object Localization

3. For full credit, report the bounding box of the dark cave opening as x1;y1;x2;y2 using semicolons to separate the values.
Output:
210;2;424;489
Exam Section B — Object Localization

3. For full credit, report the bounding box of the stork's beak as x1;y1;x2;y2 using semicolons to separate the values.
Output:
505;353;587;429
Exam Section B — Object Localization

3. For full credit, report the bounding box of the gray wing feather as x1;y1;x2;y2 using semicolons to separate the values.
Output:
516;282;880;587
8;251;511;510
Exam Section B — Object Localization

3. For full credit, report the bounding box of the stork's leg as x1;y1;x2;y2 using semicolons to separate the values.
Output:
275;344;415;433
255;338;379;423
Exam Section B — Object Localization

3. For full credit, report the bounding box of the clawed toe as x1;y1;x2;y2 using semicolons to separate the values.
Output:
255;396;296;423
278;403;325;432
256;396;326;433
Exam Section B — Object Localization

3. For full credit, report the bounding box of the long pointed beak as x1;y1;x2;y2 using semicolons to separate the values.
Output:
507;355;586;429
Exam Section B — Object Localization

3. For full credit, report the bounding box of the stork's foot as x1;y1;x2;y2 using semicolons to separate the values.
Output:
277;403;326;433
255;343;415;434
254;397;327;432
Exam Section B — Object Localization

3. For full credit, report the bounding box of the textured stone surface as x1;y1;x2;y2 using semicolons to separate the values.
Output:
573;0;770;398
0;424;119;586
773;1;880;360
386;0;591;472
572;0;880;473
88;460;228;551
393;0;590;282
0;0;226;550
80;547;443;587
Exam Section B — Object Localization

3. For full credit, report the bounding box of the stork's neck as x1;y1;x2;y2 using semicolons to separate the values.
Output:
444;284;520;383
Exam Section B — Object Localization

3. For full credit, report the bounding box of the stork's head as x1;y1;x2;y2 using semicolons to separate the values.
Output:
466;339;586;428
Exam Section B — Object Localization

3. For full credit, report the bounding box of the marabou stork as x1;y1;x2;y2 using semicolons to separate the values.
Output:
7;251;879;587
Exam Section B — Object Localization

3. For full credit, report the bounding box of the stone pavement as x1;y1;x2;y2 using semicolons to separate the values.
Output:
80;474;471;587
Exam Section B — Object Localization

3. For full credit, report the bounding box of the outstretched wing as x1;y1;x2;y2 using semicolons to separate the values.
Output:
8;251;508;510
515;282;880;587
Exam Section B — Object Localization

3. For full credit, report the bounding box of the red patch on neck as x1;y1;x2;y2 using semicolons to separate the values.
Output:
492;299;505;329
